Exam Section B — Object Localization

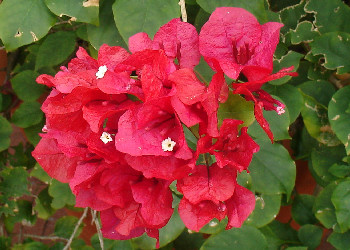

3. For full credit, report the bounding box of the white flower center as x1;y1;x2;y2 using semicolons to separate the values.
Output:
96;65;108;79
276;106;285;115
162;137;176;152
100;132;113;144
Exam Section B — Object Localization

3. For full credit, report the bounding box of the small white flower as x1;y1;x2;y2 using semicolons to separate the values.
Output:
96;65;108;79
276;106;285;115
162;137;176;152
100;132;113;144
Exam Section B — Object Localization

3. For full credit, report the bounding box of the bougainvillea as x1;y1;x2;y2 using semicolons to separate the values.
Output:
32;7;297;247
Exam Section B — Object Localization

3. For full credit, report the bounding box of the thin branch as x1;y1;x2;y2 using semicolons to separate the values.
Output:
179;0;187;22
24;234;68;242
63;207;88;250
91;209;104;250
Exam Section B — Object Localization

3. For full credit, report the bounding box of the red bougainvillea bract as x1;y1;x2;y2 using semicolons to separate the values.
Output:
32;7;297;247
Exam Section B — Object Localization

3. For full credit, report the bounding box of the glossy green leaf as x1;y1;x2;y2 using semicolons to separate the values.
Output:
174;231;205;250
0;116;13;152
328;231;350;250
310;32;350;74
0;0;56;51
279;1;306;34
87;0;126;50
200;225;267;250
248;97;291;141
194;8;210;32
329;164;350;178
11;101;43;128
311;144;346;185
297;224;322;250
249;140;296;199
34;187;54;220
299;91;340;146
113;0;179;45
291;195;317;226
263;84;303;124
331;180;350;232
44;0;99;25
328;86;350;155
55;216;83;239
30;163;51;183
48;179;75;209
260;220;300;250
313;182;340;231
305;0;350;34
270;51;303;85
200;218;227;235
0;167;29;198
196;0;268;23
11;70;46;101
217;94;255;128
245;194;281;228
91;233;133;250
290;21;319;45
35;31;76;70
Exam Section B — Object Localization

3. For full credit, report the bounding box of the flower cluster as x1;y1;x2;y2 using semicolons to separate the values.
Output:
32;7;296;247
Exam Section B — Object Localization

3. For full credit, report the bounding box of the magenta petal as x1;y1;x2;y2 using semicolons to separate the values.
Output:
132;179;173;227
129;32;153;53
226;184;256;229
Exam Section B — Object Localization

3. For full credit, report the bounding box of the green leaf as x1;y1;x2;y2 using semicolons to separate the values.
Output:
328;231;350;250
194;57;215;84
299;91;340;146
11;70;46;101
87;0;126;50
11;101;43;128
328;86;350;155
310;32;350;74
270;51;303;85
0;116;13;152
35;31;76;70
55;216;83;239
13;241;48;250
48;179;75;209
200;218;227;235
290;21;320;45
0;237;11;250
297;224;322;250
113;0;180;45
249;140;296;200
279;1;306;34
217;94;255;128
311;144;346;185
174;231;205;250
248;96;291;141
329;164;350;178
24;121;45;146
305;0;350;34
263;84;303;124
291;195;317;226
4;200;36;233
0;167;29;198
260;220;300;250
196;0;268;23
34;187;55;220
132;207;185;249
0;0;56;51
44;0;99;25
200;225;267;250
30;163;51;183
331;180;350;232
91;233;133;250
194;8;210;33
313;182;339;230
245;194;281;228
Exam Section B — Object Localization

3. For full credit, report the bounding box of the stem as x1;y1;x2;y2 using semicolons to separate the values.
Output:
63;207;88;250
194;70;208;85
24;234;68;242
179;0;187;22
91;209;104;250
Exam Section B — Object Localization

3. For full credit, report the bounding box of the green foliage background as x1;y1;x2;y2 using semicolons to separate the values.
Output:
0;0;350;249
